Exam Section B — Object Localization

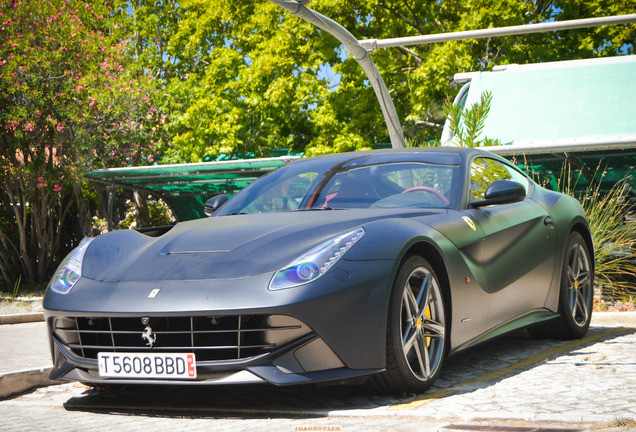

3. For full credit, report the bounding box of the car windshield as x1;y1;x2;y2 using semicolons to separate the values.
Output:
215;158;459;215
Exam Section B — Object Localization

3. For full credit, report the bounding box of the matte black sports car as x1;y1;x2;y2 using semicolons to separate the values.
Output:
44;148;594;394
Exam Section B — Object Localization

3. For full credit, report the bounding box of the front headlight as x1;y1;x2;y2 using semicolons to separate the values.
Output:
269;227;365;290
49;237;94;294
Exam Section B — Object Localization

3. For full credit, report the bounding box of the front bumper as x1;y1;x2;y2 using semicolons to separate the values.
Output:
44;259;395;385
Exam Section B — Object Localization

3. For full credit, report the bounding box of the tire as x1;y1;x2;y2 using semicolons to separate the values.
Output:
370;255;447;394
529;231;593;339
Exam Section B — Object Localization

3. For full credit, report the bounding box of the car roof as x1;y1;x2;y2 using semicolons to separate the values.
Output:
286;147;501;167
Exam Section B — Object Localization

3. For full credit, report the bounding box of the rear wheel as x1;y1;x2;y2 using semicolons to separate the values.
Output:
529;231;593;339
371;255;446;394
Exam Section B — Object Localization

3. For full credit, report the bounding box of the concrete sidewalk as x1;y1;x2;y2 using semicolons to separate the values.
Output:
0;317;54;399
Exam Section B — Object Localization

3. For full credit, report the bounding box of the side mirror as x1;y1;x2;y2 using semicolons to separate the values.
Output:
204;194;229;216
471;180;526;208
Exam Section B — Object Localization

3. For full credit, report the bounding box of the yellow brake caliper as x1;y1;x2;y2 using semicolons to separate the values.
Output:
416;305;432;348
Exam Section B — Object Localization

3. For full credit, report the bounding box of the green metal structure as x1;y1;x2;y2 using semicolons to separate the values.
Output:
85;156;299;224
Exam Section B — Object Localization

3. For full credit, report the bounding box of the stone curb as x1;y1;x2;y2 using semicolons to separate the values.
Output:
0;367;56;400
0;313;44;325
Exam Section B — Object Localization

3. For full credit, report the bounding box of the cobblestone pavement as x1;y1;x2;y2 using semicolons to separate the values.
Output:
1;312;635;432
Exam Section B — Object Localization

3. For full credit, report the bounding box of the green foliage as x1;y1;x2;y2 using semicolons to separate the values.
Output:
0;0;165;285
11;274;21;299
124;0;636;159
443;90;502;147
571;177;636;298
2;0;635;286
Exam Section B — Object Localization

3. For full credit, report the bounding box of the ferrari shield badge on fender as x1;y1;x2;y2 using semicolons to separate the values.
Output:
462;216;476;231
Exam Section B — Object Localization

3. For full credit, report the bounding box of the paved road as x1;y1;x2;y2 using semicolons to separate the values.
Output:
1;312;635;431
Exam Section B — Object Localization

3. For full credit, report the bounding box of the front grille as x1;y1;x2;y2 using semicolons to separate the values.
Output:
53;315;310;362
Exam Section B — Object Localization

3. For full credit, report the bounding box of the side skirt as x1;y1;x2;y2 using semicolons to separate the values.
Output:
448;309;557;355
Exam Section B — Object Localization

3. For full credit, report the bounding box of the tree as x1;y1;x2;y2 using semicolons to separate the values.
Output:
0;0;165;286
3;0;634;286
123;0;635;161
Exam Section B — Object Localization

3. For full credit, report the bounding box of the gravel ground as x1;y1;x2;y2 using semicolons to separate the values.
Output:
0;296;44;315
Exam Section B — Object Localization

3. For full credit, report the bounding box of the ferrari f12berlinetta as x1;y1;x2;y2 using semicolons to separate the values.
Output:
44;148;594;394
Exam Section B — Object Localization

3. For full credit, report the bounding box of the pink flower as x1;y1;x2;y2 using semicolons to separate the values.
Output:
37;176;43;181
54;185;62;192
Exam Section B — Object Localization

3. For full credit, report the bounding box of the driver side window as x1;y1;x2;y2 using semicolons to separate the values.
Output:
470;158;528;201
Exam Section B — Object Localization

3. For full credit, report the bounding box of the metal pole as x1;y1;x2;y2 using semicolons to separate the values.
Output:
360;14;636;51
267;0;406;148
107;187;116;232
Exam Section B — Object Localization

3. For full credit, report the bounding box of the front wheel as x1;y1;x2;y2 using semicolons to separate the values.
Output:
530;231;593;339
370;255;446;394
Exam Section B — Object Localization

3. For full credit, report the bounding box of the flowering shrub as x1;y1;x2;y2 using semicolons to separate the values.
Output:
0;1;166;285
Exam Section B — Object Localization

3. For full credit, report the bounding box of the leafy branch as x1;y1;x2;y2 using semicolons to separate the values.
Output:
443;90;501;148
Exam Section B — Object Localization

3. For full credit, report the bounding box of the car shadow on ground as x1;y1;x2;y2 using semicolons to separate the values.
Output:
62;325;635;419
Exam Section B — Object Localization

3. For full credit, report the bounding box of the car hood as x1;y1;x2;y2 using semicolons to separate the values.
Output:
81;209;444;282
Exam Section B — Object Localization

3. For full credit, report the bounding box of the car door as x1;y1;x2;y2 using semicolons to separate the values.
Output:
467;157;558;329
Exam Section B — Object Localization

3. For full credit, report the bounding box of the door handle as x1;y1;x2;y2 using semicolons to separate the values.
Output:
544;216;554;227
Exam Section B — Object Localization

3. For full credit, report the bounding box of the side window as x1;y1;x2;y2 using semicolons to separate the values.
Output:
506;165;531;190
470;158;529;201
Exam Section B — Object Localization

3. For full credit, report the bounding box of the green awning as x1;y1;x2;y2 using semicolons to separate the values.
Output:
85;156;300;221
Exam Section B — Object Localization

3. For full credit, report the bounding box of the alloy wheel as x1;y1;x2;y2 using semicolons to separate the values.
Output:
400;266;445;381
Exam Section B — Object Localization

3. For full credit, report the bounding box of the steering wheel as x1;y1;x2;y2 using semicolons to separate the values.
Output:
401;186;450;206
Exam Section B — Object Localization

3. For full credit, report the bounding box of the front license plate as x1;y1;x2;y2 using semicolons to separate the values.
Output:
98;352;197;379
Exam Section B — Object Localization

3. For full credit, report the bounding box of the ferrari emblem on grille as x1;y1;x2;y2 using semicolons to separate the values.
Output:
142;326;157;348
